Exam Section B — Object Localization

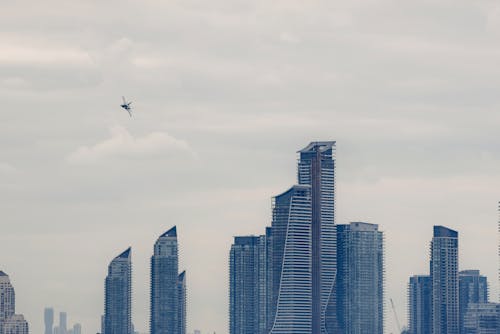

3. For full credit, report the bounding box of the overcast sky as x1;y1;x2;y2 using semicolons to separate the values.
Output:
1;0;500;333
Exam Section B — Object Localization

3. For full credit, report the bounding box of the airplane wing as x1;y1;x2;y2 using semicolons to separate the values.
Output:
122;96;127;104
128;109;132;117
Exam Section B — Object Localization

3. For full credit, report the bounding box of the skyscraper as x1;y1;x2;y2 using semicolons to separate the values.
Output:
44;308;54;334
459;270;488;334
408;275;432;334
73;323;82;334
270;185;313;334
3;314;29;334
229;235;269;334
431;226;459;334
297;142;336;334
269;141;336;334
104;247;132;334
0;271;15;334
336;222;384;334
150;226;186;334
178;271;186;334
59;312;67;334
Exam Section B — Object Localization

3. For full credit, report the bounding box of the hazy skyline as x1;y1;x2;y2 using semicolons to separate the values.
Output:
2;0;500;333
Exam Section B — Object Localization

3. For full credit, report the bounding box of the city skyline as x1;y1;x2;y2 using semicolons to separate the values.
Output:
2;1;500;333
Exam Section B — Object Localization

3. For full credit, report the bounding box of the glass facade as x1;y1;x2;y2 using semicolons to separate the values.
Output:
336;222;384;334
459;270;488;334
104;248;132;334
0;271;16;334
409;275;432;334
229;235;269;334
463;303;500;334
150;226;186;334
431;226;459;334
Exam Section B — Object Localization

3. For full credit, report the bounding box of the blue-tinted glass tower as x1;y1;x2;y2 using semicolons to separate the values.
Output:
229;235;269;334
104;248;132;334
297;142;336;334
150;226;186;334
459;270;488;334
431;226;459;334
270;141;336;334
177;271;186;334
336;222;384;334
409;275;432;334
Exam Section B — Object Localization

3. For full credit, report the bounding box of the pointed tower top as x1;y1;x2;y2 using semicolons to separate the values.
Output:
116;247;131;259
160;226;177;238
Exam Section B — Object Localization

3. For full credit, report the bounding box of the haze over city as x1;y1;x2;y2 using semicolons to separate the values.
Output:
2;0;500;333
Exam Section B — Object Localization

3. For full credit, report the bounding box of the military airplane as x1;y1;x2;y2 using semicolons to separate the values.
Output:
120;96;132;117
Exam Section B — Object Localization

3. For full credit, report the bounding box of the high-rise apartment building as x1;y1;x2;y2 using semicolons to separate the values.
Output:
73;323;82;334
270;141;336;334
3;314;29;334
431;226;459;334
408;275;432;334
59;312;67;334
0;271;16;334
178;271;186;334
459;270;488;334
463;303;500;334
336;222;384;334
150;226;186;334
104;248;132;334
229;235;269;334
44;308;54;334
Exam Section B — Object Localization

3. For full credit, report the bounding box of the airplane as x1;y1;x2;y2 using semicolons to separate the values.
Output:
120;96;132;117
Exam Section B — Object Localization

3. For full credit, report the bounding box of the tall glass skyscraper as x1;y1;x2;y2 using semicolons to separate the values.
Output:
336;222;384;334
229;235;269;334
431;226;459;334
270;141;336;334
459;270;488;334
0;271;15;334
150;226;186;334
408;275;432;334
177;271;186;334
44;308;54;334
104;248;132;334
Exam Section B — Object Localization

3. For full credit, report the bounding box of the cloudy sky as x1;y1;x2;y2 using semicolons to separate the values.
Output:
2;0;500;333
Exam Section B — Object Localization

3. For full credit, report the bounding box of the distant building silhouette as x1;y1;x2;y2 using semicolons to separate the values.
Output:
59;312;67;334
431;226;459;334
459;270;488;334
104;248;132;334
150;226;186;334
44;308;54;334
229;235;269;334
72;323;82;334
336;222;384;334
408;275;432;334
3;314;29;334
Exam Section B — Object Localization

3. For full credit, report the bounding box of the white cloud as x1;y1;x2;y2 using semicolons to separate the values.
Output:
0;45;95;67
66;125;195;164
